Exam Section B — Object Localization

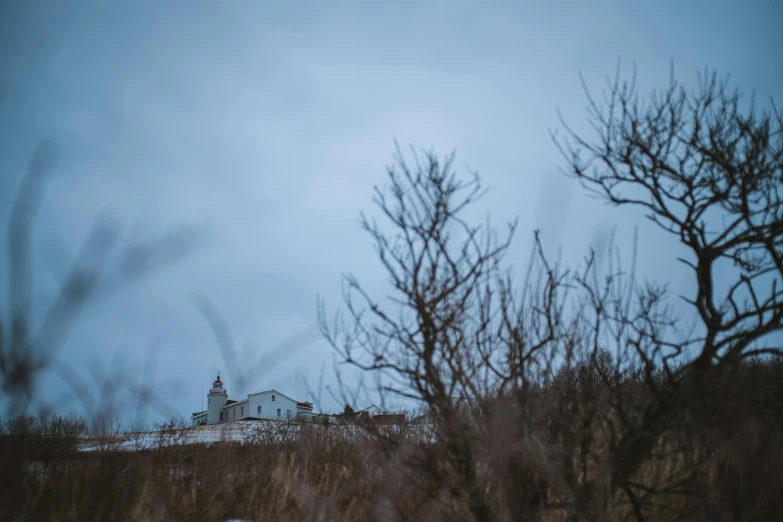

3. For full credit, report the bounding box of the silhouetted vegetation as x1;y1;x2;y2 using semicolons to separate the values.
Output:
1;66;781;521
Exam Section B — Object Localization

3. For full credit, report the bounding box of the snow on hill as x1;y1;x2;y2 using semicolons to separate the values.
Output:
77;419;432;452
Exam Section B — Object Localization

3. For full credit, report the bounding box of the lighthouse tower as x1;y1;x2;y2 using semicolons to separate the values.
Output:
207;373;228;425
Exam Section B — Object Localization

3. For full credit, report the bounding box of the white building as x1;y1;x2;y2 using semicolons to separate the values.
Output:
191;374;314;426
356;405;382;418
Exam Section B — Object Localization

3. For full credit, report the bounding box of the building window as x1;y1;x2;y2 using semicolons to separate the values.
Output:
233;408;236;419
277;408;281;417
220;412;223;421
241;406;243;416
257;405;262;415
272;395;275;401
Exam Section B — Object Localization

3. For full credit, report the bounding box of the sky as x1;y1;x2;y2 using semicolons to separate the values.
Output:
1;0;781;423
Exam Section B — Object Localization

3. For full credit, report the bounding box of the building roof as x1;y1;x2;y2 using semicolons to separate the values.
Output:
223;398;248;409
357;405;382;413
297;402;313;409
248;389;297;403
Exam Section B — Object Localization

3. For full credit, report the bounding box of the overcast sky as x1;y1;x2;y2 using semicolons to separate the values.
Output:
1;0;781;422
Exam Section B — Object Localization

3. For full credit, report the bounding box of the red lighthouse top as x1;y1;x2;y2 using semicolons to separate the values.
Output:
209;372;227;395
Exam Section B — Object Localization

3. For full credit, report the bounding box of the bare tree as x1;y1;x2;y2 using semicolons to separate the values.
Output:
320;143;519;521
553;64;783;518
321;65;782;521
555;65;782;369
126;419;154;452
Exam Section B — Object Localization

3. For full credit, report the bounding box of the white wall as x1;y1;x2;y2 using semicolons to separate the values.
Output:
211;389;302;423
207;391;227;424
224;399;250;421
248;391;297;420
361;405;382;416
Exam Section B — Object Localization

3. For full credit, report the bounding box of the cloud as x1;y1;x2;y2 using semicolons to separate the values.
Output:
1;0;781;420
